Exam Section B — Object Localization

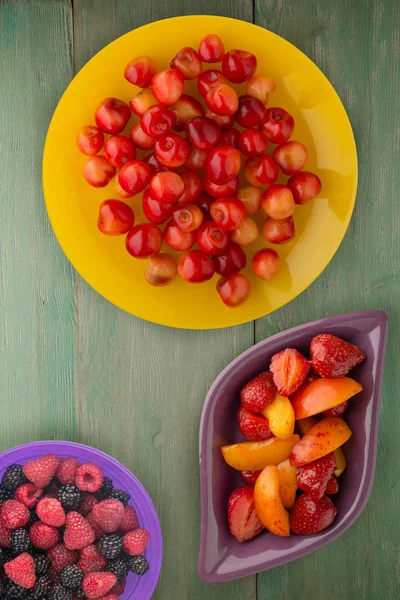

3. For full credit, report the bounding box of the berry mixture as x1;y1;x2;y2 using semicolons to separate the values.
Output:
76;34;322;307
221;334;365;539
0;454;150;598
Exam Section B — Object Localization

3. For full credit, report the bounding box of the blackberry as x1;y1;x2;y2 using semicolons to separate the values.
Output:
33;554;51;576
57;485;82;511
107;557;129;583
94;476;113;499
59;565;83;590
97;533;123;559
2;465;28;491
0;579;5;597
126;554;149;576
10;528;31;553
0;483;13;506
6;580;29;598
49;583;72;600
109;489;130;506
30;575;52;599
0;546;12;566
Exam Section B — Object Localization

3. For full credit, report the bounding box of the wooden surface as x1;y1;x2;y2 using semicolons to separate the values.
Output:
0;1;399;599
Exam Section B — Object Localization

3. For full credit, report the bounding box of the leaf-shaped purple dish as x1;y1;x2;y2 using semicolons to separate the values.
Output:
198;310;388;583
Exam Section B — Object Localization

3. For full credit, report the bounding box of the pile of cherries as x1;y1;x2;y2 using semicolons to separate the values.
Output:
77;34;322;307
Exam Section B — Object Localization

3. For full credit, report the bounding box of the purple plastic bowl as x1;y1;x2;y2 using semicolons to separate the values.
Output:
198;310;388;583
0;440;162;599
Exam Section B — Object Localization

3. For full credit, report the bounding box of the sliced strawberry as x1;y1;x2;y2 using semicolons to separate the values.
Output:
240;372;276;412
240;470;261;487
270;348;310;396
296;452;335;501
310;334;366;378
290;493;336;535
323;400;349;417
228;487;264;542
237;407;272;441
325;477;339;495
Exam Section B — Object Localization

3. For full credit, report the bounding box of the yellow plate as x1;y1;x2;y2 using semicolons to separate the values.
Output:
43;15;357;329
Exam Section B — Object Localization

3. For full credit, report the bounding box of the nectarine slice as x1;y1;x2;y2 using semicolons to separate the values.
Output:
291;377;362;419
277;459;297;509
254;465;290;536
334;447;347;477
297;416;318;436
290;417;351;467
221;434;300;471
262;394;295;439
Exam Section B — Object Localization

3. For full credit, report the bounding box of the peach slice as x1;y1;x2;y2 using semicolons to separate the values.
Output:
262;394;295;439
221;434;300;471
291;377;362;420
290;417;352;467
297;416;318;436
334;447;347;477
277;459;297;509
254;465;290;536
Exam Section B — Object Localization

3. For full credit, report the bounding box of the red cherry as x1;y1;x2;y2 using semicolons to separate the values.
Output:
141;105;176;138
172;204;204;232
118;160;153;195
163;222;196;251
143;153;172;173
185;117;221;150
95;98;131;134
129;89;157;117
76;126;104;156
103;135;136;168
245;75;276;104
126;223;163;258
170;95;204;130
154;133;190;168
262;216;295;244
198;34;225;63
261;107;295;144
252;248;281;280
115;174;133;198
287;171;322;204
222;50;257;83
210;198;246;231
205;145;241;185
151;69;185;105
145;254;177;286
213;242;246;276
217;273;251;306
197;70;226;98
130;122;155;150
82;156;115;188
170;47;202;80
218;128;240;149
204;175;239;198
196;221;230;255
236;95;267;128
184;147;209;171
205;109;235;129
97;200;135;235
244;155;279;187
177;171;203;204
178;250;215;282
273;141;308;175
238;128;268;158
142;189;174;224
124;55;156;87
149;172;184;204
206;84;238;117
237;185;263;214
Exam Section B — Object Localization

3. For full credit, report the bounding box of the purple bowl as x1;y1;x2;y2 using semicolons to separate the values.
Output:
198;310;388;583
0;440;162;599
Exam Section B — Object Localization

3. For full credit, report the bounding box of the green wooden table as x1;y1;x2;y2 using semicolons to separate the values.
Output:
1;1;399;598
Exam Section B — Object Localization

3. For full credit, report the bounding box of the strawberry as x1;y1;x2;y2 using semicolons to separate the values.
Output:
64;511;95;550
78;544;108;573
240;372;276;412
75;463;103;493
123;528;150;555
36;497;66;527
14;483;43;508
0;499;30;529
324;400;349;417
55;457;79;485
237;407;272;441
270;348;310;396
47;542;79;572
0;522;11;548
80;493;99;517
82;572;117;599
4;552;36;589
296;452;336;501
118;505;139;533
29;521;59;549
228;487;264;542
240;470;261;487
92;499;124;533
23;454;59;488
310;334;366;378
290;493;337;535
326;477;339;495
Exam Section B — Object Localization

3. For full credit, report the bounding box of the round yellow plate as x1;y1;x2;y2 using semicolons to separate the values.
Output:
43;15;357;330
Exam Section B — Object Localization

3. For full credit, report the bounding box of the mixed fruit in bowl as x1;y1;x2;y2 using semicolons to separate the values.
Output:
221;334;366;540
76;33;322;308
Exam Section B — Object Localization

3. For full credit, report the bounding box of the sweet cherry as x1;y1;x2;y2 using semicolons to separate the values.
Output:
213;242;246;276
177;171;203;204
261;184;295;219
170;95;204;130
210;198;246;231
178;250;215;283
239;128;268;157
262;216;295;244
205;145;241;184
170;47;202;80
197;70;226;97
82;156;115;187
126;223;163;258
245;75;276;104
149;172;184;203
76;125;104;156
129;89;157;117
204;175;239;198
172;204;204;232
236;95;267;128
141;105;176;138
237;186;263;213
185;117;221;150
205;109;235;129
288;171;322;204
163;222;196;251
103;135;136;168
145;254;177;286
118;160;153;195
218;128;240;149
198;34;225;63
97;200;134;235
231;216;259;245
261;107;295;144
252;248;281;280
115;174;133;198
196;221;230;255
217;273;251;306
142;189;174;224
124;55;157;87
151;68;185;105
95;98;131;134
154;133;190;168
244;155;279;186
130;122;155;150
184;147;209;171
222;50;257;83
273;141;308;175
206;84;238;116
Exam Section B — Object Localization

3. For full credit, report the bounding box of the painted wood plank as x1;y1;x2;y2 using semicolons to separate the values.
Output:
0;0;78;449
72;1;255;598
255;1;400;599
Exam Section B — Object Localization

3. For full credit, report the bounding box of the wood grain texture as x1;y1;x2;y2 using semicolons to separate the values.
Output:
255;1;400;599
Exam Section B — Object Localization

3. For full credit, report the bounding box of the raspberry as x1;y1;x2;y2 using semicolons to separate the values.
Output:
0;483;13;506
123;528;150;555
4;552;36;589
85;511;105;539
0;521;12;547
49;582;73;600
109;578;126;596
64;511;95;550
47;543;79;572
27;508;40;528
60;564;84;590
126;554;150;576
10;528;31;553
36;497;66;527
15;483;43;508
80;493;98;517
75;464;103;493
119;505;139;533
94;477;113;500
57;485;82;512
99;595;119;600
23;454;59;488
82;572;116;599
29;521;59;550
30;574;52;598
91;499;124;533
0;499;30;529
77;544;107;574
33;553;51;575
2;465;28;491
97;534;122;560
55;458;80;486
107;557;129;583
109;489;130;506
